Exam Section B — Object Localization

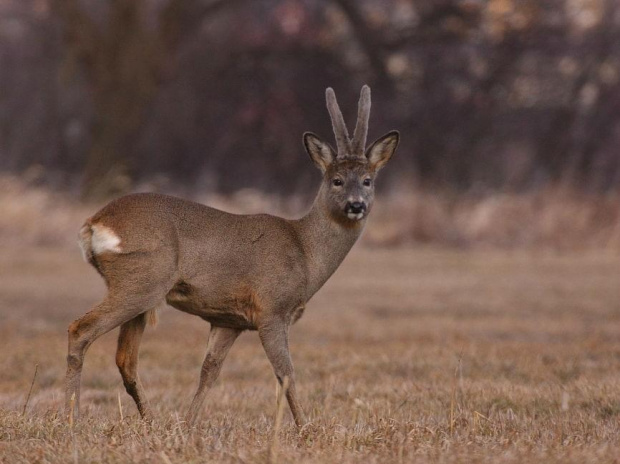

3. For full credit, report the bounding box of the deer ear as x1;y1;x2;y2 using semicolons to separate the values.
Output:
366;130;399;171
303;132;336;173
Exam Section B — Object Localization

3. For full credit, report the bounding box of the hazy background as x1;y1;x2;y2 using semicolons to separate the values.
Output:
1;0;620;247
1;3;620;462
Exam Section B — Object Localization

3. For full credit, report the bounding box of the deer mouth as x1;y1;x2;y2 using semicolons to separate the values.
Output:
347;212;365;221
345;201;367;221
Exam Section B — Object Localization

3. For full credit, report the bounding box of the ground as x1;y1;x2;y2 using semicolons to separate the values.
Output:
0;245;619;463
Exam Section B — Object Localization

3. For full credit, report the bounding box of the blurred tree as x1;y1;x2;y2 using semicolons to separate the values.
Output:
51;0;243;199
2;0;620;196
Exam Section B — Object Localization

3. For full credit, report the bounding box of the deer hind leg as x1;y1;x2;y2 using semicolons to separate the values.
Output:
116;313;152;419
65;255;175;422
66;297;136;422
259;320;307;428
185;326;241;427
65;295;167;422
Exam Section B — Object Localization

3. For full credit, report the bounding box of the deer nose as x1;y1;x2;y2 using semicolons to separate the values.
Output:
346;201;366;214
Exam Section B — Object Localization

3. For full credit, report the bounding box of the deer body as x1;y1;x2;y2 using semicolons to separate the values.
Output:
84;190;361;330
65;86;399;427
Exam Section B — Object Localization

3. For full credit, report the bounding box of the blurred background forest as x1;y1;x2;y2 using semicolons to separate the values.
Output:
1;0;620;248
3;4;620;462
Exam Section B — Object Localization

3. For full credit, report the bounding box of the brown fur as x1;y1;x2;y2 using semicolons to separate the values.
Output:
232;285;263;327
64;86;399;428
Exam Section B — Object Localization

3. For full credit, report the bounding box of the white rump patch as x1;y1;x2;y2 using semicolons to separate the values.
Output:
78;225;91;262
91;224;122;254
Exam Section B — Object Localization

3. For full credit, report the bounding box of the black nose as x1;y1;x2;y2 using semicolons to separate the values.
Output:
347;202;366;214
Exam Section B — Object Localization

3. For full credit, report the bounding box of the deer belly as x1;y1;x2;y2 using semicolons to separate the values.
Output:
165;281;261;330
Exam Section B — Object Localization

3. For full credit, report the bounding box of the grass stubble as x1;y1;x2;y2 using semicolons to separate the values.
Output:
0;243;619;463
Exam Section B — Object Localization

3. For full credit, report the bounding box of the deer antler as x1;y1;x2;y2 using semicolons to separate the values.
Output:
351;85;371;155
326;88;352;156
326;86;371;159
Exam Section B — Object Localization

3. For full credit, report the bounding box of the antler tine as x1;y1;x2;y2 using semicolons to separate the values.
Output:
351;85;371;155
326;88;351;156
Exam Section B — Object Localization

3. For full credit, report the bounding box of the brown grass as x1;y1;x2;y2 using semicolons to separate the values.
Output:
2;174;620;249
1;244;619;463
366;188;620;249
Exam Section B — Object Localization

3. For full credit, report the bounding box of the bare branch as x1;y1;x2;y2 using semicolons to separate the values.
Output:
51;0;101;76
331;0;391;89
160;0;245;51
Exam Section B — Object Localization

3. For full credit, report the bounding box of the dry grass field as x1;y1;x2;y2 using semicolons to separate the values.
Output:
0;243;619;463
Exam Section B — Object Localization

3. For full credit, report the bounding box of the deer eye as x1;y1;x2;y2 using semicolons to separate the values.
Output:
332;178;343;187
363;178;372;187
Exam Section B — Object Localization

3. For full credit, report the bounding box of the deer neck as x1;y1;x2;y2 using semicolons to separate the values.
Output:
294;183;365;299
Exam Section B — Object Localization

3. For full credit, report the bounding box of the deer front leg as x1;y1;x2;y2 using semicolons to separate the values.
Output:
116;313;152;420
259;320;307;428
185;326;241;427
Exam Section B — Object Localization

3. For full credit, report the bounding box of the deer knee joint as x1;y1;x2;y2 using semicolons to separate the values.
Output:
67;353;82;370
123;378;138;395
276;369;294;384
201;355;220;375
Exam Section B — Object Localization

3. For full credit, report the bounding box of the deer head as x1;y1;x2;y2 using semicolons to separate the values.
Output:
303;86;399;224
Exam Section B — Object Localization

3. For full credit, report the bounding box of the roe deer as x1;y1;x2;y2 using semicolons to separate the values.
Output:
66;85;399;427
